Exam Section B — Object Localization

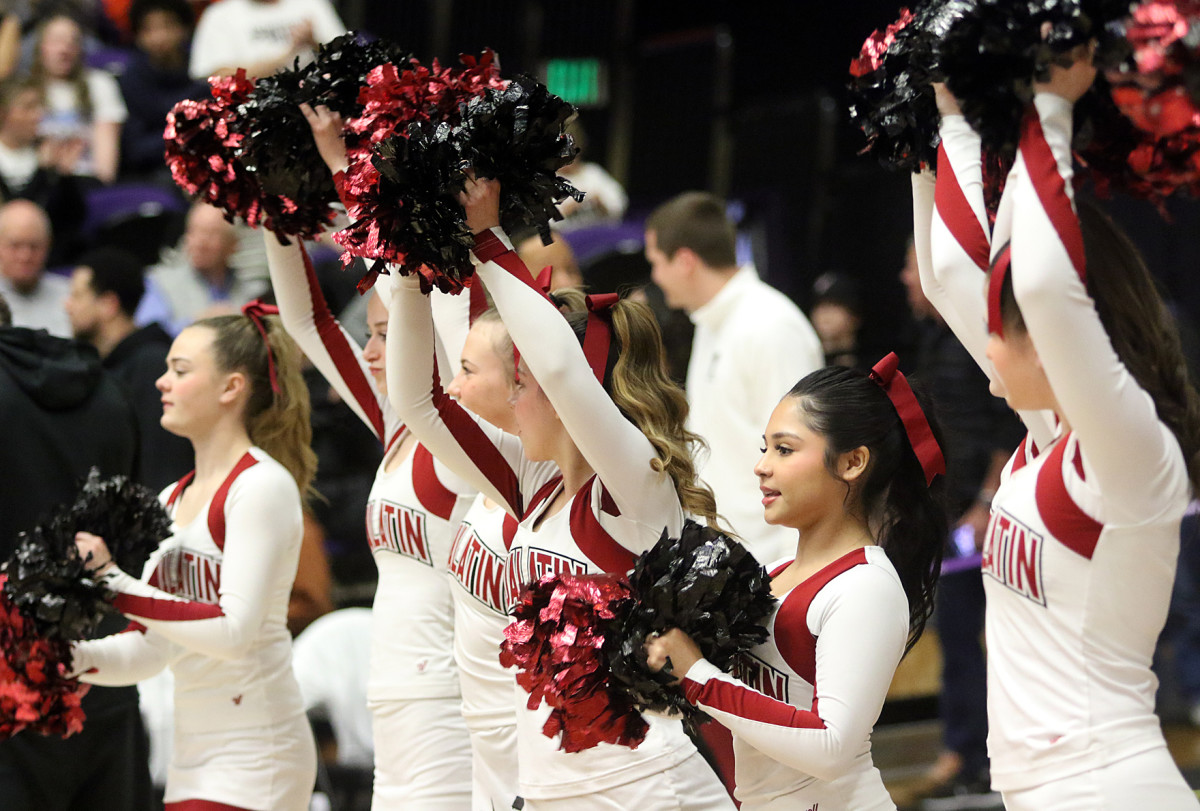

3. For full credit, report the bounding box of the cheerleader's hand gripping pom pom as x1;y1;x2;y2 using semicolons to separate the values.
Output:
2;468;172;643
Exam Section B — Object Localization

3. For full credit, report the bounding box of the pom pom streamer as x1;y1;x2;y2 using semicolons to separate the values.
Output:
609;521;777;728
501;520;776;751
0;574;90;740
2;469;172;643
499;573;647;752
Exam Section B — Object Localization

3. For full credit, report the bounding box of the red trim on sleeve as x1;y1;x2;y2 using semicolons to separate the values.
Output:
935;142;992;271
120;620;148;634
1020;108;1087;280
774;547;869;684
473;230;553;300
473;229;508;263
166;800;257;811
114;593;225;622
207;452;259;552
569;477;637;575
429;362;525;513
1036;434;1102;560
693;674;827;730
301;244;386;441
412;444;459;521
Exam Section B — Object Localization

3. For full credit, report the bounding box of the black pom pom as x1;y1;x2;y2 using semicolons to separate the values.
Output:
2;469;172;642
609;520;777;729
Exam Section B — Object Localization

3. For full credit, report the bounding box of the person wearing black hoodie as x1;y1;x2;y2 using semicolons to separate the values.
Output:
65;245;192;491
0;293;156;810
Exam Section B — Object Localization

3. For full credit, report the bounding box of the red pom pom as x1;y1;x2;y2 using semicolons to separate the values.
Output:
0;575;89;740
500;572;648;752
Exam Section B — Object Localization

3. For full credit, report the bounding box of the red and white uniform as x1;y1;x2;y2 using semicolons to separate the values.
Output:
447;495;523;809
72;448;317;811
681;547;906;811
918;96;1195;805
387;228;734;808
266;238;475;809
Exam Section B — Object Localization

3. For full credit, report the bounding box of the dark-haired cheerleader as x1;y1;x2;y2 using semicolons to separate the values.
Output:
644;356;947;811
916;47;1200;810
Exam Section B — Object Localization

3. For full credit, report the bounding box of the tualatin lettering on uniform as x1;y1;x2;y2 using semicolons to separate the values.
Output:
504;546;588;612
448;521;507;613
152;548;222;605
732;653;790;703
366;500;434;566
982;507;1046;606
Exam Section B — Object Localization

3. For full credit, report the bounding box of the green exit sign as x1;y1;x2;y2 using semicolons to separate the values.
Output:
543;58;608;107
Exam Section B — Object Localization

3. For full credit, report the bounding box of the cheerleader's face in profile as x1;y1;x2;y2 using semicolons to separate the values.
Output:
509;358;560;462
985;328;1056;412
450;319;518;433
362;292;388;395
157;325;241;438
755;397;868;529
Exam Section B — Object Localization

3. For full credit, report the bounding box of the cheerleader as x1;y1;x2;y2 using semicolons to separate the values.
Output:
916;50;1200;809
71;308;318;811
644;358;947;810
386;175;734;810
262;103;476;810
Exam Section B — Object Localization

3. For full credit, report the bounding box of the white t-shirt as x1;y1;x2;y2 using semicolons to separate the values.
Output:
687;268;823;565
0;141;38;191
39;69;127;177
189;0;346;79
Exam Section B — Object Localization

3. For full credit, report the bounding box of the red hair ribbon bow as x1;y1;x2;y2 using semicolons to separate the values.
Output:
241;299;281;395
986;244;1012;338
582;292;619;385
869;352;944;486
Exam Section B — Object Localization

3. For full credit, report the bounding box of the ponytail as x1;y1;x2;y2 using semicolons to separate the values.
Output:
789;366;946;654
563;296;729;533
197;313;318;501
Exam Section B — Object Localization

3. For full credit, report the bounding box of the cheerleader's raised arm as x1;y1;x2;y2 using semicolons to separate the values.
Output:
1008;87;1189;517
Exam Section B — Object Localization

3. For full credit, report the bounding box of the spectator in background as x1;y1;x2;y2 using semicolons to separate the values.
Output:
555;115;628;229
0;289;155;811
809;270;864;368
117;0;206;184
64;244;192;491
645;190;824;566
136;200;267;334
0;197;69;334
898;235;1021;806
28;11;126;184
515;227;584;290
188;0;344;80
0;75;87;258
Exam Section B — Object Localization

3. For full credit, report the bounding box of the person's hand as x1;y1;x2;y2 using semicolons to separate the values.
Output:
956;500;992;553
456;172;502;234
289;20;316;52
932;82;962;119
644;628;703;681
299;103;349;174
1035;25;1097;103
75;532;115;575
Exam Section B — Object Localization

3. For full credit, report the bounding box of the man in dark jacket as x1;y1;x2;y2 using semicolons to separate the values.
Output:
0;294;156;811
65;245;192;491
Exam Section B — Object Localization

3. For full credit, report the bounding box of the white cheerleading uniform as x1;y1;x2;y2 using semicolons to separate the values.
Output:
447;495;523;809
681;547;907;811
387;227;734;808
72;448;317;811
917;96;1196;806
266;238;475;809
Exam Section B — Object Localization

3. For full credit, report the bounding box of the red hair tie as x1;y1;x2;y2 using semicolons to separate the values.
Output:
241;299;281;395
869;352;944;486
582;292;619;385
986;244;1012;337
511;266;555;384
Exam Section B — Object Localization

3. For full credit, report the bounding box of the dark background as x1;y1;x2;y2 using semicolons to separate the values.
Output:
343;0;1200;359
